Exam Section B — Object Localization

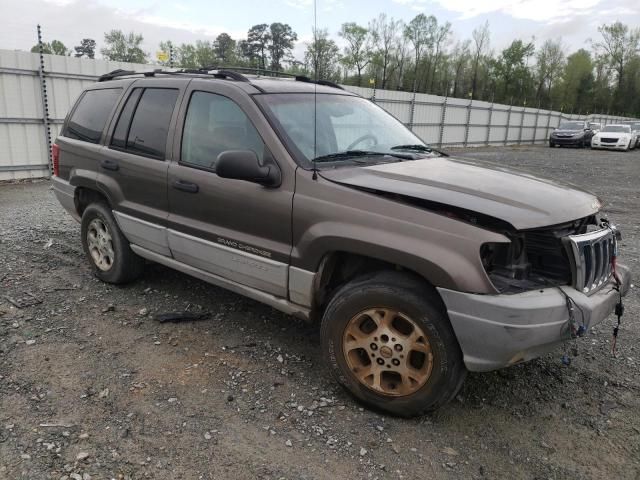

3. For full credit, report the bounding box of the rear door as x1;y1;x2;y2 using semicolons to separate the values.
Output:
166;81;295;297
97;79;186;256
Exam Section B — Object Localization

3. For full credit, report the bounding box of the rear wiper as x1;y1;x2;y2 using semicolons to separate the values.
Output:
391;144;448;156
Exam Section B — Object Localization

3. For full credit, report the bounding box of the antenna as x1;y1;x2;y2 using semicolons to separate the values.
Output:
312;0;318;180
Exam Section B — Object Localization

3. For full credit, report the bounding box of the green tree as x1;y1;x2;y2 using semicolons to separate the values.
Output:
559;49;594;112
493;39;535;102
74;38;96;59
267;23;297;71
31;40;69;56
101;30;147;63
305;28;341;81
247;24;270;69
339;22;372;86
194;40;216;67
176;43;198;68
214;33;236;64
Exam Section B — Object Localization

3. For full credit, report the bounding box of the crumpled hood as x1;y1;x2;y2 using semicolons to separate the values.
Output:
321;156;601;230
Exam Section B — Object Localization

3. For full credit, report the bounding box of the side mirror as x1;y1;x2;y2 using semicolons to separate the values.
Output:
216;150;281;187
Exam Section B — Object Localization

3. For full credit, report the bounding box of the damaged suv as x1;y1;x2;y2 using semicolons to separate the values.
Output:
52;68;630;416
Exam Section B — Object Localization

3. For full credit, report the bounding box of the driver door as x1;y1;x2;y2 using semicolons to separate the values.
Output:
166;82;294;297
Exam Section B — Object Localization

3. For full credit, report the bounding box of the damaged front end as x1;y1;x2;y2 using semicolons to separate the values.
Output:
480;216;620;295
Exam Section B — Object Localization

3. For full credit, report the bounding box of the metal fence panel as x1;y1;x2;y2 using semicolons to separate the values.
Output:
1;49;638;180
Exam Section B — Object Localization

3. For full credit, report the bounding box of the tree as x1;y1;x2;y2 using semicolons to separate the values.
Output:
470;21;490;99
404;14;437;91
101;30;147;63
305;28;341;81
427;21;451;92
193;40;216;67
493;39;535;102
176;43;198;68
215;33;236;64
267;23;297;71
74;38;96;59
535;39;565;106
31;40;69;56
450;40;471;97
559;49;595;112
594;22;640;90
247;24;270;69
340;22;372;86
369;14;401;88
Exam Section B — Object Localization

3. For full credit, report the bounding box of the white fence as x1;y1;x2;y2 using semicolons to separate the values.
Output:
0;49;635;181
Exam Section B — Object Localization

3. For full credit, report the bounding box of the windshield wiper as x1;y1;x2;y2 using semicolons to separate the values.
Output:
312;150;390;163
390;144;448;156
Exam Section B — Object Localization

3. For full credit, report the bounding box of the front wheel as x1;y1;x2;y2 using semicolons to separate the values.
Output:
320;271;466;417
81;203;144;284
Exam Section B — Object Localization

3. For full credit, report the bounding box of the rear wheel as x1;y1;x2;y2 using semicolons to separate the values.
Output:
320;271;466;417
81;203;144;284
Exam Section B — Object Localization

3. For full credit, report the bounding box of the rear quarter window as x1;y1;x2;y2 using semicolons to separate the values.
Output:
64;88;122;144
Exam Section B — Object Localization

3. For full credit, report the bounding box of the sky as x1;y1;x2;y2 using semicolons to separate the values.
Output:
1;0;639;61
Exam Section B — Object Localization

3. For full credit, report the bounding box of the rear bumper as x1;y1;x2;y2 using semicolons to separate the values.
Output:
437;264;631;372
51;177;80;222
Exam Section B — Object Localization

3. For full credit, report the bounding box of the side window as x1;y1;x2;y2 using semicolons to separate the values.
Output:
110;88;142;149
181;91;264;170
65;88;122;144
110;88;179;159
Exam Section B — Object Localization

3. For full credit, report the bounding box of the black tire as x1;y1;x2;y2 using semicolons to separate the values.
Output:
80;203;144;284
549;141;555;148
320;271;466;417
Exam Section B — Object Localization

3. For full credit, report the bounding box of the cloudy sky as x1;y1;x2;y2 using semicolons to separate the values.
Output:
1;0;639;60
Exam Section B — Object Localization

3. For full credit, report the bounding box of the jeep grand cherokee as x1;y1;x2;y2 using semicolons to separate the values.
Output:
51;68;631;416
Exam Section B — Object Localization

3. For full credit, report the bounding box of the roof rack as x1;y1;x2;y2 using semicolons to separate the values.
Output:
96;66;344;91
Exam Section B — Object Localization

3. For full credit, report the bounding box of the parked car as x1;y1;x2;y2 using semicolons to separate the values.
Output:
620;121;640;148
588;122;601;134
591;124;636;151
549;120;594;147
51;69;631;416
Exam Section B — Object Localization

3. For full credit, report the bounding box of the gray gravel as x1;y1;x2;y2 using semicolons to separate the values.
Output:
0;145;639;479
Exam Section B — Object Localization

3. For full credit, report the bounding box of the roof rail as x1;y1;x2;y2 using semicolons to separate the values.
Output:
98;69;137;82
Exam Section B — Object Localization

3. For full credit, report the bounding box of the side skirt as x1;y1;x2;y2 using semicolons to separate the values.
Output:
130;244;311;322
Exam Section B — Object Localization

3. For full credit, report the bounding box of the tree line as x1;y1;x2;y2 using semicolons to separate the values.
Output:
31;16;640;116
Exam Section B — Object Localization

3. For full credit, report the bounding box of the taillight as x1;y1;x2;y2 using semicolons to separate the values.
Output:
52;143;60;177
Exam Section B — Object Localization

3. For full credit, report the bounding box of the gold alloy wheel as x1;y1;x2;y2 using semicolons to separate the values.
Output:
87;218;115;272
342;308;433;396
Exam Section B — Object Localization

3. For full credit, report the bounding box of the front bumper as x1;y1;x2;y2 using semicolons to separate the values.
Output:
437;264;631;372
592;142;628;150
551;136;584;145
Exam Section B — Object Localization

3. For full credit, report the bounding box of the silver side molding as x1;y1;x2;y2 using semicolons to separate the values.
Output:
130;244;311;321
113;211;171;257
288;266;315;308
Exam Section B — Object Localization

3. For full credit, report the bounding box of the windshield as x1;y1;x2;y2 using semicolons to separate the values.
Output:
257;93;429;164
558;122;584;130
602;125;630;133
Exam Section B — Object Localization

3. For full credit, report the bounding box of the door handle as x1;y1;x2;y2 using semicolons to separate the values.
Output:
172;180;199;193
100;158;119;171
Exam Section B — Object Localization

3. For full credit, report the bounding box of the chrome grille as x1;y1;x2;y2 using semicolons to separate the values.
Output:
563;227;616;295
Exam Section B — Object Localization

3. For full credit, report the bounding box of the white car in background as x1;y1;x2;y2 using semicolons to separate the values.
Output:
588;122;601;133
591;124;635;151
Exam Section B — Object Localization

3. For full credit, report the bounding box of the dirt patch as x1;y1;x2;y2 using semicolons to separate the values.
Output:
1;147;639;479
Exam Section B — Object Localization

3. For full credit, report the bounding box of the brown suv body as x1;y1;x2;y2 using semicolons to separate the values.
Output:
52;70;630;414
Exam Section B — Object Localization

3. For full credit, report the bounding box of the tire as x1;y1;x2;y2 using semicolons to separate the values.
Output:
320;271;466;417
549;141;555;148
80;203;144;284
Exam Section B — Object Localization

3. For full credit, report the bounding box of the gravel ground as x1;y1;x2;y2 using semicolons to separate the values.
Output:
0;145;639;480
